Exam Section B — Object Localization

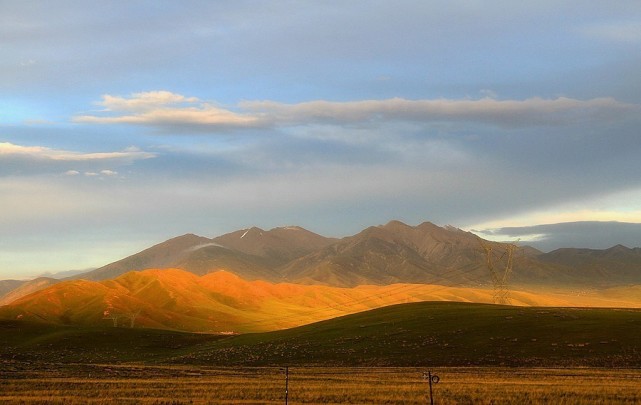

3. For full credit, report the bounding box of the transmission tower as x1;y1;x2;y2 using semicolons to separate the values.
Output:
103;312;122;327
479;239;517;305
126;310;141;328
103;309;140;328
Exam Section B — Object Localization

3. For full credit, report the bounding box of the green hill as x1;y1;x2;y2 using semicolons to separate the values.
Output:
171;301;641;367
0;320;223;364
2;302;640;367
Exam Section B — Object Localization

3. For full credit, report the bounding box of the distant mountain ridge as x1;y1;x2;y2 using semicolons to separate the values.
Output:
0;277;58;306
537;244;641;284
77;226;337;283
280;221;491;286
212;226;337;267
77;220;641;288
2;220;641;306
74;220;528;287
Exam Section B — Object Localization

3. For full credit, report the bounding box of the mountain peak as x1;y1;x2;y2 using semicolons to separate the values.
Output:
273;226;305;231
171;233;209;241
240;227;264;238
381;220;411;229
607;244;630;251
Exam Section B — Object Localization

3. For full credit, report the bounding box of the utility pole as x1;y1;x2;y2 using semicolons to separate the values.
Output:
423;371;440;405
280;366;289;405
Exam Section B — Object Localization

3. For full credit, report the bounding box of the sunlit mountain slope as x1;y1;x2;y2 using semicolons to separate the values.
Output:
2;268;640;333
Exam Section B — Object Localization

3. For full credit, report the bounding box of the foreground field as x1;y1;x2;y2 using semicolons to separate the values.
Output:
1;363;640;404
2;302;640;403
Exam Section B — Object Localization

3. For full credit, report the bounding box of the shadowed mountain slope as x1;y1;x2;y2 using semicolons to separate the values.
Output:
76;227;335;283
537;245;641;284
283;221;641;287
282;221;541;287
212;226;337;267
79;234;213;281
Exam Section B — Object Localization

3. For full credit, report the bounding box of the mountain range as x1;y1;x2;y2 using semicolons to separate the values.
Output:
72;220;641;288
1;220;640;332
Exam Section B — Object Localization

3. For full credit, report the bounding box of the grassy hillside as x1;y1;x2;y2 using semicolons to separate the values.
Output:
2;301;640;367
0;319;223;363
172;301;641;367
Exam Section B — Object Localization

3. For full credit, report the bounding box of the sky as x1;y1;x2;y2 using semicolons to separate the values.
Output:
2;1;641;278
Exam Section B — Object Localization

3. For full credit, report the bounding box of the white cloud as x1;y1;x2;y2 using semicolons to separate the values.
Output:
64;170;80;176
74;91;261;128
99;91;199;112
0;142;155;161
466;187;641;231
73;91;639;131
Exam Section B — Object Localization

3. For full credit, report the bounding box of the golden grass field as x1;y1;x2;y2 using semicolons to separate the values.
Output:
2;364;640;404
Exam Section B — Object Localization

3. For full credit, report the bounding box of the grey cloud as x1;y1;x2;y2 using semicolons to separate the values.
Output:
73;92;638;131
476;221;641;251
3;1;640;97
245;97;636;128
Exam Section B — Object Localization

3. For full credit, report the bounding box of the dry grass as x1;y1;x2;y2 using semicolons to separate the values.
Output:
5;268;641;334
1;364;640;404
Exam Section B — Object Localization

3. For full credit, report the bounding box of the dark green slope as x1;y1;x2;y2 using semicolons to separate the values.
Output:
0;320;224;363
173;302;641;367
2;302;641;367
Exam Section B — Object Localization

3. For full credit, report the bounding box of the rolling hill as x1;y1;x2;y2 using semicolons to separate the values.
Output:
0;319;223;364
171;301;641;367
2;268;640;333
3;302;639;368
